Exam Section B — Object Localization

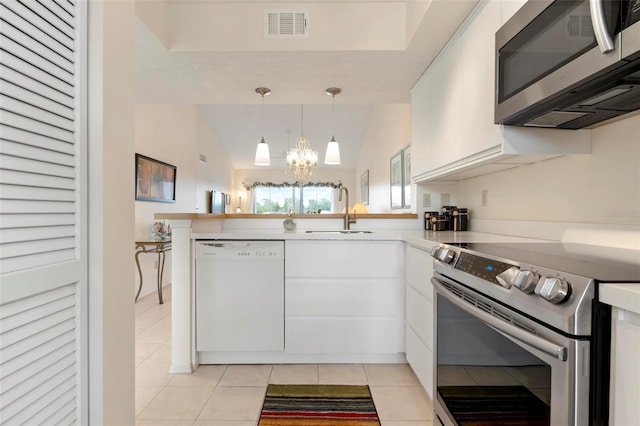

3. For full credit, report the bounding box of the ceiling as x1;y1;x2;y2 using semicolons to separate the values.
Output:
134;0;478;170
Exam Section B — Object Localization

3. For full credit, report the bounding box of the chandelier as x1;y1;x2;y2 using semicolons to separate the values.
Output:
286;105;318;183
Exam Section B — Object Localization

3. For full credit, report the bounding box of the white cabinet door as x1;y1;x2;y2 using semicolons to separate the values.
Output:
427;39;462;170
405;245;436;398
411;76;433;178
609;308;640;425
459;0;502;156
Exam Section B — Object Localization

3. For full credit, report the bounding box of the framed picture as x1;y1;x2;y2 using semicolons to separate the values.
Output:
360;169;369;205
225;193;231;205
402;145;411;208
135;153;176;203
390;151;403;209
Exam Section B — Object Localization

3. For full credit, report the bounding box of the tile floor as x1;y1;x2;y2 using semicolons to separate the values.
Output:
135;285;435;426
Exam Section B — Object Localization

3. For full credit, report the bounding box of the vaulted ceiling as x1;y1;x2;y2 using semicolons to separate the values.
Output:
135;0;478;169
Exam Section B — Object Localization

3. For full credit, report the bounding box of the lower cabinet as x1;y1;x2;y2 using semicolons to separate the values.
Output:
609;307;640;425
405;244;437;399
285;240;404;358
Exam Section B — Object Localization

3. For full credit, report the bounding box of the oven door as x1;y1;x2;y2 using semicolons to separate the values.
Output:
432;273;590;426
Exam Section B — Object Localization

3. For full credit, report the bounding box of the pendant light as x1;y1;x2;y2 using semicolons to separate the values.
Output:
254;87;271;166
324;87;341;165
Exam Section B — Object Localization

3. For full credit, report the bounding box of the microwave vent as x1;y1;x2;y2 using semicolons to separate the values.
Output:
566;15;593;38
524;111;590;127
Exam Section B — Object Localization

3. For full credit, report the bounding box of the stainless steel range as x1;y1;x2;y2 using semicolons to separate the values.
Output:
430;242;640;426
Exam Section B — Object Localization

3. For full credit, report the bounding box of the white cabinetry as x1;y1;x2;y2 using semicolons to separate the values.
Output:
405;243;438;399
285;241;404;358
410;0;591;183
609;308;640;425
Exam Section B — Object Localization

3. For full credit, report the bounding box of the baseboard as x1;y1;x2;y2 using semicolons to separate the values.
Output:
169;363;194;374
198;351;407;365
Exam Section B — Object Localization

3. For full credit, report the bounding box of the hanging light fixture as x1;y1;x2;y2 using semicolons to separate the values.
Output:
324;87;341;165
254;87;271;166
286;104;318;183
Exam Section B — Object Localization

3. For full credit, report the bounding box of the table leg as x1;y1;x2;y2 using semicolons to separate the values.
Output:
135;249;144;302
157;249;166;304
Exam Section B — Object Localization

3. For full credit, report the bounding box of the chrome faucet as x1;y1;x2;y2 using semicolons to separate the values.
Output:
338;187;357;230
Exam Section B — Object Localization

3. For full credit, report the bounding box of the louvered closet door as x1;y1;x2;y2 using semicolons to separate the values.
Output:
0;0;87;424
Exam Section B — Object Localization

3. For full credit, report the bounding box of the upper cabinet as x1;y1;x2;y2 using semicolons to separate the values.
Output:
411;0;591;183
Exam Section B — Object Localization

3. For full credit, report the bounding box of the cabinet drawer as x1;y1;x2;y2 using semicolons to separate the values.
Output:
406;326;433;398
286;278;401;317
406;246;434;301
285;241;400;278
406;286;434;350
285;318;403;354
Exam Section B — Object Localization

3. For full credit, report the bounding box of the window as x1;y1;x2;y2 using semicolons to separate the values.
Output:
253;185;334;214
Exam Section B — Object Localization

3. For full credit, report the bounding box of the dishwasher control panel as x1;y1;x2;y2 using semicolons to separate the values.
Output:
196;240;284;260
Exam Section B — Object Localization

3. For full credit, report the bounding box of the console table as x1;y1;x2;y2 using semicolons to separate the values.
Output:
135;239;171;304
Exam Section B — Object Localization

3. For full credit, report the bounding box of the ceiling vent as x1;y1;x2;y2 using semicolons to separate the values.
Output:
265;9;308;39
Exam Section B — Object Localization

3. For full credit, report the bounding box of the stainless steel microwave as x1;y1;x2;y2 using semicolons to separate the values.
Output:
495;0;640;129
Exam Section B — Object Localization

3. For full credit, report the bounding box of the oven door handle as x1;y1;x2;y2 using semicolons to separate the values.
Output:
433;278;568;362
487;325;567;362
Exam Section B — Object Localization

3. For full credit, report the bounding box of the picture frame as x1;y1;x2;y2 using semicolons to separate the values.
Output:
390;151;403;209
402;145;411;208
360;169;369;205
225;193;231;205
135;153;176;203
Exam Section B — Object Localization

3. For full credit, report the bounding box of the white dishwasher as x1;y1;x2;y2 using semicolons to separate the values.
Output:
195;240;284;352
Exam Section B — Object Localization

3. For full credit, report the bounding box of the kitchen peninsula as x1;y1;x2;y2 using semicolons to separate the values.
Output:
156;212;540;375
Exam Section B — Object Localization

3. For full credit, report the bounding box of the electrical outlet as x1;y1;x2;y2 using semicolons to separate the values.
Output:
423;193;431;208
441;192;450;206
481;189;488;206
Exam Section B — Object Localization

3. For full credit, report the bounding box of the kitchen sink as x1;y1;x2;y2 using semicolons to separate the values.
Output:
305;230;373;234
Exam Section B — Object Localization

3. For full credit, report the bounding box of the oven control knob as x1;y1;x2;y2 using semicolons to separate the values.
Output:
430;246;441;259
435;248;455;264
535;277;571;304
496;266;519;289
513;270;540;294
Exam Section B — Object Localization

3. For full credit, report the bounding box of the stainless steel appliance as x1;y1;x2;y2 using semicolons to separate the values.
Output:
430;242;640;425
495;0;640;129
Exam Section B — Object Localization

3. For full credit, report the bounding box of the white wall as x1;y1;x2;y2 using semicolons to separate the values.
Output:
454;115;640;225
134;104;233;298
88;1;136;424
356;104;412;213
233;168;355;213
195;107;234;213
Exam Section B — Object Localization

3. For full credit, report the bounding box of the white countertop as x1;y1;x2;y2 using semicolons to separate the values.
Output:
192;229;549;249
600;284;640;314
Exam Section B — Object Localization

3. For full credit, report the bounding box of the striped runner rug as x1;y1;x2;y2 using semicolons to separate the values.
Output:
258;384;381;426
